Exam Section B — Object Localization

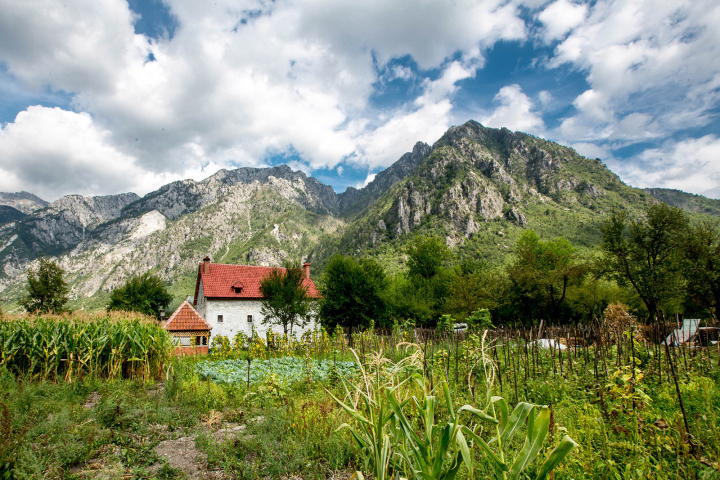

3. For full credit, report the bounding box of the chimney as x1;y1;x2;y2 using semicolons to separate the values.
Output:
302;262;310;280
203;256;211;274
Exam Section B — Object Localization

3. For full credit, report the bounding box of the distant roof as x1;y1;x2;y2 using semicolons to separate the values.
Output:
163;301;212;331
194;262;321;302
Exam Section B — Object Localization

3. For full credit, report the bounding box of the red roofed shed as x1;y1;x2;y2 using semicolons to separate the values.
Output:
163;300;212;356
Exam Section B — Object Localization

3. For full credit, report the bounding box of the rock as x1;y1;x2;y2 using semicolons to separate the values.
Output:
506;207;527;227
0;191;49;214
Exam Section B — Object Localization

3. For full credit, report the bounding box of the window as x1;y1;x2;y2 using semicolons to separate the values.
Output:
195;336;207;346
217;315;223;323
247;314;253;323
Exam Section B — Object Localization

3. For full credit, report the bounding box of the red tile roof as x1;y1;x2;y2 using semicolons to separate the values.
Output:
163;301;212;331
194;262;321;302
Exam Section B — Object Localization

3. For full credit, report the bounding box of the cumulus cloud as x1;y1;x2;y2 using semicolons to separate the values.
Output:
537;0;588;42
608;135;720;196
548;0;720;145
359;173;377;188
0;106;187;200
481;84;545;134
0;0;532;199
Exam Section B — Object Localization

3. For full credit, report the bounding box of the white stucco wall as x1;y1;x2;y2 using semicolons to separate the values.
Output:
195;282;316;344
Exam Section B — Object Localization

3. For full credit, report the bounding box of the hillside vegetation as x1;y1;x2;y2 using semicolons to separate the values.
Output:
1;120;718;312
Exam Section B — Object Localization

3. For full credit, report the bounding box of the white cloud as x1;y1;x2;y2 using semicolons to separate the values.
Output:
538;0;588;42
569;142;608;160
608;135;720;195
548;0;720;148
0;0;530;198
0;106;187;200
358;173;377;188
481;84;545;134
0;0;145;93
538;90;553;108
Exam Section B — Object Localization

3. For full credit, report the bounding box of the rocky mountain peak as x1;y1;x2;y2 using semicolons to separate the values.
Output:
0;191;49;214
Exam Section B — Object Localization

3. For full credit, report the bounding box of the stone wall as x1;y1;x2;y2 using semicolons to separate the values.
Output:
197;289;315;342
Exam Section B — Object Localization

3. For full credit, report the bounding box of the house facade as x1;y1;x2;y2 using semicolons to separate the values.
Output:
193;257;321;341
162;300;212;355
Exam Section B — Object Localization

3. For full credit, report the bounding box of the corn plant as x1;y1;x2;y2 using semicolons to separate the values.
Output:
328;342;578;480
0;313;172;381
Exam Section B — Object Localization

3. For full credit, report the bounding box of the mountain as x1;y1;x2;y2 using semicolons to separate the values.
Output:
0;206;26;226
0;191;49;214
337;142;431;217
1;120;718;312
643;188;720;218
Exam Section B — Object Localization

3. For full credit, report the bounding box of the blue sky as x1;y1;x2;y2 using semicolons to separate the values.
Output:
0;0;718;201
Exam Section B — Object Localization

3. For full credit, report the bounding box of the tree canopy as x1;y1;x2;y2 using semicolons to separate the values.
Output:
20;257;71;314
319;254;388;334
505;230;587;323
600;203;688;321
405;235;451;279
259;261;312;336
107;273;173;319
683;221;720;320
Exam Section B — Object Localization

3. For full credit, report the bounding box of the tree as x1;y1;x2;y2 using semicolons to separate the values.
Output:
505;230;587;323
20;257;71;314
107;272;173;319
319;254;388;334
405;235;451;279
600;203;688;321
259;261;312;336
683;221;720;320
445;260;505;321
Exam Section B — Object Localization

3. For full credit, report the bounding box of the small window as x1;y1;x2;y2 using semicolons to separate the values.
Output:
247;314;253;323
196;336;207;346
217;315;223;323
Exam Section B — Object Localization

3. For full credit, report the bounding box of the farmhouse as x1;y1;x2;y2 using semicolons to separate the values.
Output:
193;256;321;340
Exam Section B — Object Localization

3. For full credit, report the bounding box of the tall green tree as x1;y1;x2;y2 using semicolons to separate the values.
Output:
107;272;173;319
20;257;71;314
600;203;688;321
683;221;720;320
319;254;388;334
445;260;505;321
405;235;451;279
259;261;312;336
506;230;586;323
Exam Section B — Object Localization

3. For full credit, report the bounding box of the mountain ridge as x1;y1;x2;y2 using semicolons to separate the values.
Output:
1;120;718;312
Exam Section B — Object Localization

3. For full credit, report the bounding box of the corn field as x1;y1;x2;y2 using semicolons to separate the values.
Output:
0;312;173;381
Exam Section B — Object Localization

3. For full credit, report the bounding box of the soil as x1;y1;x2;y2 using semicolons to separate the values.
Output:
154;436;208;479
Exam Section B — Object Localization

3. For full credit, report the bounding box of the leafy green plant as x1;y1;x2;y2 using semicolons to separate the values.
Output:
328;344;578;480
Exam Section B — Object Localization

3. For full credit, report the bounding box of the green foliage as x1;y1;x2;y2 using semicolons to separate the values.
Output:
445;261;505;321
436;314;454;335
0;313;173;381
467;308;493;330
210;335;232;357
196;357;358;385
683;221;720;318
259;261;312;335
385;273;437;325
19;257;70;314
406;235;451;279
504;230;587;323
319;254;388;333
600;203;689;320
106;272;173;319
327;349;578;480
